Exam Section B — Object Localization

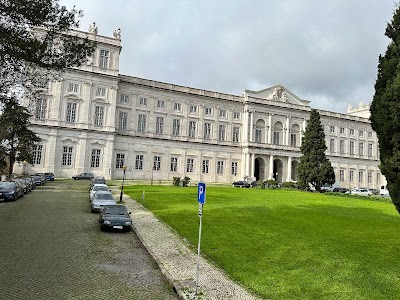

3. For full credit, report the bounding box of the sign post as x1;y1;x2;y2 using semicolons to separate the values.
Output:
195;182;206;295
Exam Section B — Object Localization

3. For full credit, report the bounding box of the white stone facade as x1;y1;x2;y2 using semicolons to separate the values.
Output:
23;28;383;189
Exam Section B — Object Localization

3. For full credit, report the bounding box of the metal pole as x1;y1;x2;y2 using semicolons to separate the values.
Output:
195;205;203;295
119;169;126;203
151;166;154;185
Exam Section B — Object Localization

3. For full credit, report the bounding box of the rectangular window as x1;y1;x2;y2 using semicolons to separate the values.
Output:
349;170;354;182
139;97;147;106
32;145;43;165
189;121;196;138
219;109;226;118
170;157;178;172
255;129;262;143
157;100;165;109
290;133;297;147
96;87;106;98
218;124;226;142
205;107;212;116
186;158;194;173
172;119;181;136
330;125;335;133
368;172;372;184
173;102;181;112
273;132;280;145
99;49;109;68
153;156;161;171
189;105;197;114
350;141;355;155
116;153;125;169
204;123;211;140
120;94;129;103
217;161;224;175
68;83;79;93
350;128;355;136
340;140;345;154
368;143;373;157
330;139;335;152
233;127;240;143
91;149;101;168
66;102;77;123
202;160;209;174
231;162;238;176
138;114;146;132
62;146;73;166
358;171;363;183
340;127;345;134
156;116;164;134
368;131;373;138
359;130;364;137
118;111;127;130
339;170;344;182
359;142;364;156
233;111;240;119
35;98;47;120
94;106;104;126
135;155;144;170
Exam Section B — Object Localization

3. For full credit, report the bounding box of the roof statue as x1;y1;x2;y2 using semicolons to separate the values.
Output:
269;85;286;101
113;28;121;39
88;22;98;34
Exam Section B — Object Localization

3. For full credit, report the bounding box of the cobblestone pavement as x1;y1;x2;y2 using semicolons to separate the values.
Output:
112;188;260;300
0;180;178;300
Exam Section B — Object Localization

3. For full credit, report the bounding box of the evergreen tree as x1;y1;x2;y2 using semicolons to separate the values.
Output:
370;4;400;213
297;109;335;192
0;98;41;177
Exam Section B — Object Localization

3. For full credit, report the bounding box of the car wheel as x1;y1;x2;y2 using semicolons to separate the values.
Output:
13;194;17;201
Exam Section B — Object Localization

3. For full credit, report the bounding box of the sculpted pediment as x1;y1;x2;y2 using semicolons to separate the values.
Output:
245;85;310;107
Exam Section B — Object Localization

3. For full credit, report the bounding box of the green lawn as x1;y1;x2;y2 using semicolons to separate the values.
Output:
124;185;400;300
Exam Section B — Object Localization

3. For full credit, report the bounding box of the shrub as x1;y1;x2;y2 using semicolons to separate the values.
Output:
263;180;279;189
172;177;181;186
182;176;191;187
281;181;297;189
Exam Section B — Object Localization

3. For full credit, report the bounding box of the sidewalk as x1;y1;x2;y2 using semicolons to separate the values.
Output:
115;191;260;300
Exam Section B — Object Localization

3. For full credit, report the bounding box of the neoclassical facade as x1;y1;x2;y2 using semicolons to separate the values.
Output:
22;26;383;189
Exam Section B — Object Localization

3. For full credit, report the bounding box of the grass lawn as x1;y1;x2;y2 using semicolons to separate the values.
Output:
124;185;400;300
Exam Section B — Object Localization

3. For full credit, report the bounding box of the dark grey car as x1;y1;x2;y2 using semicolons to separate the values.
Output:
99;205;132;232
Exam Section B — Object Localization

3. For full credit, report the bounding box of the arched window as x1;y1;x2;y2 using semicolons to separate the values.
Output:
273;122;283;145
290;124;300;147
255;119;265;143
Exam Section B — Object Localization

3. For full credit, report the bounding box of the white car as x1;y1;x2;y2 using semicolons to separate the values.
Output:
91;191;116;213
346;188;372;196
90;184;110;202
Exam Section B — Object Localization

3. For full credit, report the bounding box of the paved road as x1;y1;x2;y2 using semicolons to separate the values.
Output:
0;180;178;300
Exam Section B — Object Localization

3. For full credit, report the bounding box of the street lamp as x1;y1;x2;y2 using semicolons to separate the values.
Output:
119;165;127;203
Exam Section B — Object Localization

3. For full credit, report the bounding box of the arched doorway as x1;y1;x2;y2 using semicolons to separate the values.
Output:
273;159;283;183
254;157;266;181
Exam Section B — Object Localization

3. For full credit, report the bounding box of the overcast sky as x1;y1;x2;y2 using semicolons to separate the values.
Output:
60;0;395;113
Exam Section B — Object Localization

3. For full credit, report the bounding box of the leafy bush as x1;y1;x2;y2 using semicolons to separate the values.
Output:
172;177;181;186
263;180;279;189
281;181;297;189
182;176;191;187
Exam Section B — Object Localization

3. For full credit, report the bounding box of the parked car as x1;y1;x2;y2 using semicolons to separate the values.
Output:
99;205;132;232
34;173;47;183
72;173;94;180
232;181;250;188
90;176;106;187
45;172;55;181
91;191;116;212
380;185;390;198
89;184;110;202
32;175;45;186
346;188;372;196
320;184;333;192
15;178;29;194
26;177;36;190
19;177;33;192
0;181;24;201
332;187;349;193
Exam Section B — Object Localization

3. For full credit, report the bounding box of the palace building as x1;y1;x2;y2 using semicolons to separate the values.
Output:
23;25;383;188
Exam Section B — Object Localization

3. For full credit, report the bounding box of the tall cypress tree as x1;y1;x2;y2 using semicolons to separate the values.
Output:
370;4;400;213
297;109;335;192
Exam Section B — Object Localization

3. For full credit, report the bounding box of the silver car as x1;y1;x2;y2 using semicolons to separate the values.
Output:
91;191;116;213
89;184;110;202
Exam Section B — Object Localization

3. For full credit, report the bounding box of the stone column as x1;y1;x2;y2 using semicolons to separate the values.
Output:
269;155;274;180
287;156;292;182
286;116;290;146
268;114;272;144
250;153;255;179
249;112;254;143
246;152;250;178
243;107;249;143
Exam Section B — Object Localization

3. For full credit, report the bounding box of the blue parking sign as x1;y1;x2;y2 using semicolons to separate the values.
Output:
198;182;206;204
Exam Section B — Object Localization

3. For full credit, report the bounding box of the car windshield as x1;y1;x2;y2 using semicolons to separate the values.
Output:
0;182;14;189
94;186;108;191
95;193;114;200
104;207;127;215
